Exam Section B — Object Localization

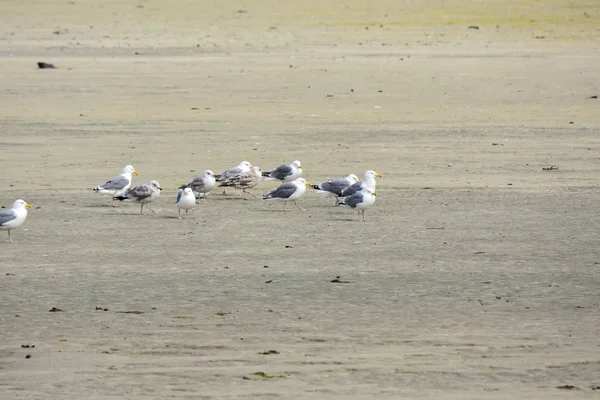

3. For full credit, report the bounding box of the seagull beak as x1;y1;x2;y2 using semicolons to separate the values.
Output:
305;182;311;187
133;171;139;176
250;164;254;168
298;166;302;169
373;192;376;196
376;173;382;178
158;187;163;191
26;204;32;208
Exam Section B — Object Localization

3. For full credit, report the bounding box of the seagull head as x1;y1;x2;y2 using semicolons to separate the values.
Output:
204;170;215;177
13;199;32;209
292;160;302;169
150;180;162;190
124;165;138;176
364;170;382;180
240;161;253;169
295;177;310;187
347;173;360;183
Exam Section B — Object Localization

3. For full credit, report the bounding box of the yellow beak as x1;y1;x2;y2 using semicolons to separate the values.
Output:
376;173;382;178
298;166;302;169
133;171;139;176
305;182;311;187
373;192;376;196
26;204;32;208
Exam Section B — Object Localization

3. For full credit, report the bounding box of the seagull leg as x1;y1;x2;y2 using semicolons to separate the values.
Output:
282;201;287;212
184;209;189;219
147;205;160;214
203;190;207;202
293;201;306;211
140;203;144;214
178;208;181;219
112;197;117;207
361;210;366;222
357;211;360;221
222;189;228;196
7;230;12;243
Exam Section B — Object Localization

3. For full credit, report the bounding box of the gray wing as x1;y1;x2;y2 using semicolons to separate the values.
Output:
99;175;129;190
125;184;153;201
176;189;183;203
264;182;298;199
266;164;292;180
342;192;364;208
319;178;350;196
0;209;17;226
341;182;362;197
215;167;242;181
186;176;208;191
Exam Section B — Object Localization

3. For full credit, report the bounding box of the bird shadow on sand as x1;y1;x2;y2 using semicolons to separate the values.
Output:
161;214;200;220
84;203;123;208
212;195;254;201
254;208;309;213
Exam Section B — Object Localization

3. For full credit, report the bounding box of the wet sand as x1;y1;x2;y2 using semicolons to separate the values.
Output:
1;1;599;398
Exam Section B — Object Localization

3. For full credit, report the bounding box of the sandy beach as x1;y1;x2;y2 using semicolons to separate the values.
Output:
1;0;599;398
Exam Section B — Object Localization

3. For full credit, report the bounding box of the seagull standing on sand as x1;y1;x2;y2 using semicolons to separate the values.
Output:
116;180;162;214
263;177;310;211
176;188;196;218
215;161;253;195
219;166;262;198
338;188;376;221
179;170;216;201
0;199;32;243
311;173;360;205
262;160;302;182
340;170;382;198
93;165;138;207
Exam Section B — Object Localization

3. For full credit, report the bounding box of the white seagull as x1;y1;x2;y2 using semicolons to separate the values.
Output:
262;160;302;182
179;170;216;201
338;188;377;221
311;173;360;205
176;187;196;218
0;199;32;243
93;165;138;207
263;177;310;211
116;180;162;214
340;170;382;198
215;161;253;195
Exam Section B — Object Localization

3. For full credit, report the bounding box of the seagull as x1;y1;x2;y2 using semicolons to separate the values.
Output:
340;170;382;198
215;161;253;195
219;166;262;198
176;187;196;218
311;173;360;205
116;180;162;214
179;170;216;201
93;165;138;207
263;177;310;211
0;199;32;243
262;160;302;182
338;188;376;221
